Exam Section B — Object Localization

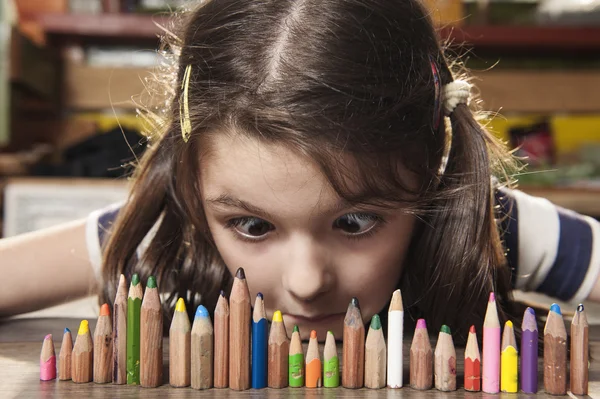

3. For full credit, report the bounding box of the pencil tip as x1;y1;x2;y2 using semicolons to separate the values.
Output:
550;303;561;315
416;318;427;329
310;330;317;339
236;267;245;279
469;325;476;334
220;290;225;297
489;292;495;302
147;276;157;288
78;320;89;335
272;310;282;322
44;334;52;341
577;304;584;312
441;324;451;334
370;314;381;330
257;292;263;299
195;305;209;318
293;325;299;333
131;273;140;286
351;297;360;309
100;303;110;316
64;327;71;334
526;307;535;316
327;330;334;338
505;320;513;328
175;298;186;312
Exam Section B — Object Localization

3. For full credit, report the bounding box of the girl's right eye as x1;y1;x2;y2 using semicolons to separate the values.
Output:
224;217;274;242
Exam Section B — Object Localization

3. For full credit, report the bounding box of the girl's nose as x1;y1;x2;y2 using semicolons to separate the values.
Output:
281;236;334;303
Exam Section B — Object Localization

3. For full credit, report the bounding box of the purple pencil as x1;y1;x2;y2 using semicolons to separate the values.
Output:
521;307;538;393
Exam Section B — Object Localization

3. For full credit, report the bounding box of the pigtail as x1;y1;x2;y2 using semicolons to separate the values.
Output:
402;100;517;344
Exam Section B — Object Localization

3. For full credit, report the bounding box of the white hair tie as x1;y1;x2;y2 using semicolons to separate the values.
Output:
443;80;471;116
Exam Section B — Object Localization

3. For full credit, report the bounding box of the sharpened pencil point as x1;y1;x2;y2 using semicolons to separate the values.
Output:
64;327;70;334
195;304;209;318
236;267;245;279
175;297;186;312
147;275;157;288
293;325;299;333
550;303;561;315
220;290;225;297
257;292;263;299
44;334;52;341
416;318;427;329
273;310;282;322
100;303;110;316
489;292;495;302
310;330;317;339
370;314;381;330
131;273;140;286
441;324;451;334
577;304;584;312
78;320;89;335
469;325;476;334
351;297;360;308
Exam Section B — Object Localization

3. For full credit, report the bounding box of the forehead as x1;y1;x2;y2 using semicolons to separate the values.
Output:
199;133;349;215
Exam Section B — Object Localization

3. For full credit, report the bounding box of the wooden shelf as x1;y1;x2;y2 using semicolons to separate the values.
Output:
37;13;600;52
37;13;168;40
441;25;600;52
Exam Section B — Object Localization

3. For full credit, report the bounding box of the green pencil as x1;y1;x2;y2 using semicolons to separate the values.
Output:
324;331;339;387
289;325;304;387
127;273;143;384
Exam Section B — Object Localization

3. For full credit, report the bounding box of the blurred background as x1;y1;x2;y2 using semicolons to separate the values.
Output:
0;0;600;238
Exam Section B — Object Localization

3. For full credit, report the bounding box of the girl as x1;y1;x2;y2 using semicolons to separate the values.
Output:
1;0;599;344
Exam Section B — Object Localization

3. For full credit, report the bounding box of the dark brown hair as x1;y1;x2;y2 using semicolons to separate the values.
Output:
100;0;519;342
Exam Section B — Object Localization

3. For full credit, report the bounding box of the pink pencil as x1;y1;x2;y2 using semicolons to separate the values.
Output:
40;334;57;381
483;292;500;393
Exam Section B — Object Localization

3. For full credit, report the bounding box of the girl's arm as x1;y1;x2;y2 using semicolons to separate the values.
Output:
0;218;96;317
496;188;600;303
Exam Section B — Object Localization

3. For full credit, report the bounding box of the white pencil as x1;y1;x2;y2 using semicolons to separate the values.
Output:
387;289;403;388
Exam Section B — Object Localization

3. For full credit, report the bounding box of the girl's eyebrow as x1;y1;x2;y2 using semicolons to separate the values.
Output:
205;193;356;220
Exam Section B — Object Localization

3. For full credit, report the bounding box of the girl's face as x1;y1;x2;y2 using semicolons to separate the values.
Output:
200;133;416;340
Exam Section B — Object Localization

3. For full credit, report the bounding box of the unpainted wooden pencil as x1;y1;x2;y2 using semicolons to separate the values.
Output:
40;334;56;381
268;310;288;388
570;304;589;395
342;297;365;389
170;297;191;387
305;330;322;388
58;328;73;381
544;303;567;395
140;276;163;388
93;303;113;383
365;314;386;389
191;304;213;390
214;290;229;388
434;325;456;391
410;318;432;390
113;273;128;384
229;268;251;391
72;320;93;383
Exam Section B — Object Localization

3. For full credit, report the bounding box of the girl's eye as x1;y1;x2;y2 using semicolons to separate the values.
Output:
224;212;385;243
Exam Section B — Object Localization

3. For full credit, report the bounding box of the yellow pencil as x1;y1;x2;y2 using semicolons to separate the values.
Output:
500;320;518;393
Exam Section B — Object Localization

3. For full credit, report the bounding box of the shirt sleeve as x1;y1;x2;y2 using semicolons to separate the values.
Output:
496;187;600;303
85;202;124;281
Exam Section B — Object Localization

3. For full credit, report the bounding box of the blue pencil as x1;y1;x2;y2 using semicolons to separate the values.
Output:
252;293;268;388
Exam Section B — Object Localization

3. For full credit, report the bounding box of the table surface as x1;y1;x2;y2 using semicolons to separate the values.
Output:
0;318;598;399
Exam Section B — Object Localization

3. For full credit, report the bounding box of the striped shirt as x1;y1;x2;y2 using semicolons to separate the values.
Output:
86;187;600;303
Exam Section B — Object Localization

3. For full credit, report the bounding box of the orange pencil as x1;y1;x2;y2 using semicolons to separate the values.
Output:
305;330;321;387
93;304;113;383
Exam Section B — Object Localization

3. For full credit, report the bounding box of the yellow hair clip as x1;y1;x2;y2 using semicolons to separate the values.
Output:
180;64;192;142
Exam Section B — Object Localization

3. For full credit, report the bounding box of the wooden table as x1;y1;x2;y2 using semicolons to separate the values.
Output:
1;318;598;398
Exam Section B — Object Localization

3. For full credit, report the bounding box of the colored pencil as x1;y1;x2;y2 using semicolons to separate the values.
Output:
268;310;288;388
464;325;481;391
58;328;73;381
482;292;500;393
127;273;143;384
251;293;268;389
410;318;432;390
365;314;386;389
521;307;538;393
93;303;113;383
571;304;589;395
113;273;128;384
323;330;339;388
40;334;56;381
387;289;403;388
544;303;567;395
140;276;163;388
342;297;365;389
191;304;213;390
214;290;229;388
72;320;93;383
434;325;456;391
170;297;191;387
289;325;304;387
305;330;321;388
500;320;518;393
229;267;251;391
